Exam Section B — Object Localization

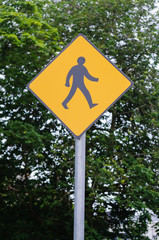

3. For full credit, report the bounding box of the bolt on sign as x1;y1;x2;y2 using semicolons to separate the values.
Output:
27;34;133;138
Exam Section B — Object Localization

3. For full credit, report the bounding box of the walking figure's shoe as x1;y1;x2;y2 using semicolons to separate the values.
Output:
90;103;98;109
62;102;69;109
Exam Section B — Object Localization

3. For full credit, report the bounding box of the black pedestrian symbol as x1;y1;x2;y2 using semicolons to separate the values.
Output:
62;57;99;109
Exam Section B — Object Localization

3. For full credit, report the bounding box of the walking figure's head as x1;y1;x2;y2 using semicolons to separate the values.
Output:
77;57;85;65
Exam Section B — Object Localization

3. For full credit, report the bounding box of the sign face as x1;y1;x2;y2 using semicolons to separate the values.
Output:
27;34;133;138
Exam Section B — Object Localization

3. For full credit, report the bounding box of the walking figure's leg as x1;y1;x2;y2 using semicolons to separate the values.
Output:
62;86;77;109
80;85;98;109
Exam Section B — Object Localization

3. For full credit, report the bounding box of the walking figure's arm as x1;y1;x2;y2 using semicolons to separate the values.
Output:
65;69;73;87
84;68;98;82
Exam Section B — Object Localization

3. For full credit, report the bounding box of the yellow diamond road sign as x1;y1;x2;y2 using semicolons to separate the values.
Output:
27;34;133;138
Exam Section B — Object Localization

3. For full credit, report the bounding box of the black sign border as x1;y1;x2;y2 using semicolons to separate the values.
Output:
27;34;134;139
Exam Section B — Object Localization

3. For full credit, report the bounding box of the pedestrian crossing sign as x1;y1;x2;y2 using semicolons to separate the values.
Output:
27;34;133;138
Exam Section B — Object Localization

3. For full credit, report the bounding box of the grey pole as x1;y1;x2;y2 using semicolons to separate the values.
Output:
74;132;86;240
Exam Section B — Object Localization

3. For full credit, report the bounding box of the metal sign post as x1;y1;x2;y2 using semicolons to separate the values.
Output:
74;132;86;240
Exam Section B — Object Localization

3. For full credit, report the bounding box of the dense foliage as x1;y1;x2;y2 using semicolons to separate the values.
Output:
0;0;159;239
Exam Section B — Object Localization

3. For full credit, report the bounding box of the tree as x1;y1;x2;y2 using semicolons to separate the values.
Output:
0;0;159;240
44;0;159;239
0;1;73;240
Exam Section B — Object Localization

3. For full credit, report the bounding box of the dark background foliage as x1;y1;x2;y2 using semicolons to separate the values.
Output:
0;0;159;239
